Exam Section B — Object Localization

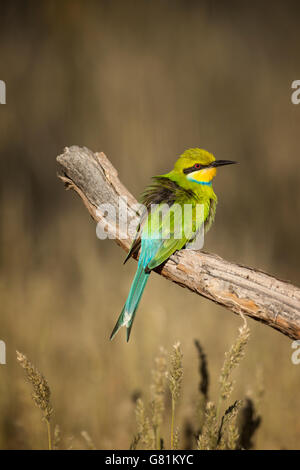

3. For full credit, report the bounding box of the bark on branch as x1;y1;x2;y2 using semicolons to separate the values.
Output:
57;146;300;340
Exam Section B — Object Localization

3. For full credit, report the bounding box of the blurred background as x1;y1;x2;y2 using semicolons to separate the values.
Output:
0;0;300;450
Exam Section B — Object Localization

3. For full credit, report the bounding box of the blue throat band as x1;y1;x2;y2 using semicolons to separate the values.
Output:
188;178;212;186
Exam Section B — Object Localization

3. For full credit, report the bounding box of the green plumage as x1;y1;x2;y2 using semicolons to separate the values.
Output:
110;148;237;341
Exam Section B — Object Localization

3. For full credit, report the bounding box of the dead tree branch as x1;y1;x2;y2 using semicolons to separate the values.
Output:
57;146;300;340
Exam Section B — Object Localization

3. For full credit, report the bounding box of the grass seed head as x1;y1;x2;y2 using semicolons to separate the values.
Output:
219;318;250;402
169;342;183;404
16;350;53;422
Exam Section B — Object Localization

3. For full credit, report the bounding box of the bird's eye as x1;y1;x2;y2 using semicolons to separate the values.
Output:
194;163;201;169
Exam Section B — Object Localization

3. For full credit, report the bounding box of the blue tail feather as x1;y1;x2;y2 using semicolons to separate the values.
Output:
110;263;150;341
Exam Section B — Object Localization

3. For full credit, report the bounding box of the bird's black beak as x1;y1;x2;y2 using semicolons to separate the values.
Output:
211;160;238;167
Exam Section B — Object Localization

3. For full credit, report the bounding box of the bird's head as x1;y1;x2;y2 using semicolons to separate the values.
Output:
174;148;237;186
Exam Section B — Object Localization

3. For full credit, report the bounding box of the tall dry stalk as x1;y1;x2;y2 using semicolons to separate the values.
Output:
135;397;155;449
217;316;250;419
196;316;254;450
168;342;183;450
16;351;53;450
151;347;167;450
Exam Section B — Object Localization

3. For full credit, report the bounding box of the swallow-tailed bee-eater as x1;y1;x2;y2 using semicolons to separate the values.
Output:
110;148;237;341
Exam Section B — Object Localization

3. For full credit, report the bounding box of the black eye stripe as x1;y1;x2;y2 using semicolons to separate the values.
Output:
183;163;209;174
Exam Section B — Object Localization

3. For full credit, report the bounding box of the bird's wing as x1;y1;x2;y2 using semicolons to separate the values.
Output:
143;202;202;271
145;237;187;271
125;178;192;264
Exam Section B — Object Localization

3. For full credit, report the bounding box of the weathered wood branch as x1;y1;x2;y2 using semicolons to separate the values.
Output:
57;146;300;340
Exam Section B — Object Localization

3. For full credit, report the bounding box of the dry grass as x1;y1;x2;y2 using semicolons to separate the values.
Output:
16;351;53;449
197;317;251;450
168;342;183;449
14;320;260;450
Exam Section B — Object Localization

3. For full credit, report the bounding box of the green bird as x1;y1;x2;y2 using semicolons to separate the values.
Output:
110;148;237;341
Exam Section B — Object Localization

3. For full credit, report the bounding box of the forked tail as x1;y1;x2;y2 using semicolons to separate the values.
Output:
110;263;150;342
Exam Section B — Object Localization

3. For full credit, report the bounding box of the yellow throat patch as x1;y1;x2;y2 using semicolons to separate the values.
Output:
187;167;217;184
